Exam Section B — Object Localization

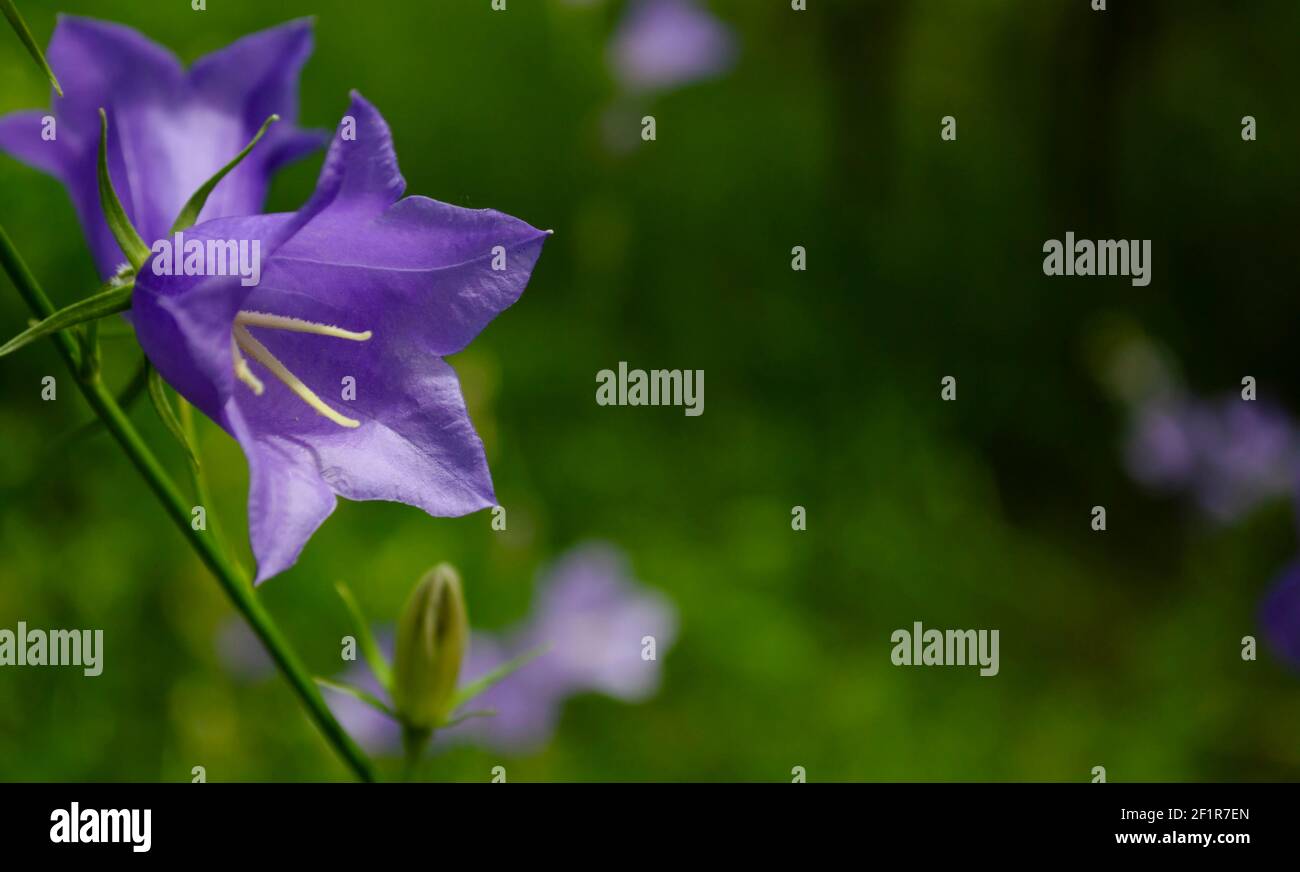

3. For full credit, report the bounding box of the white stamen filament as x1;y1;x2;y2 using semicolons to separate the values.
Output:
235;311;372;341
231;312;370;429
231;333;265;395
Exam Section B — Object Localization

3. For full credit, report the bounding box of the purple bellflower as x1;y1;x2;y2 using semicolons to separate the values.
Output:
131;93;548;582
1106;337;1300;672
0;16;324;278
327;543;678;754
608;0;737;94
1124;394;1297;523
1124;391;1300;670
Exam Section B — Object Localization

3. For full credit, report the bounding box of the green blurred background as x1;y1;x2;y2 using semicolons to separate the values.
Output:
2;0;1299;781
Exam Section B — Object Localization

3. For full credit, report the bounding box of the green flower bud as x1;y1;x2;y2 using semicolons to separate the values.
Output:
392;563;468;730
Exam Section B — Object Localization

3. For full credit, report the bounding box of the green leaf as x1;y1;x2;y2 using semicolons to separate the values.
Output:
0;0;62;96
171;114;279;233
335;581;393;694
0;278;132;359
315;676;396;719
97;109;150;270
146;364;199;470
448;644;549;714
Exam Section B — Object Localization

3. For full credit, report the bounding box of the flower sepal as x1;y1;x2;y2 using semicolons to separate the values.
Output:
444;643;548;715
0;0;62;95
334;580;393;694
0;270;133;360
170;114;279;234
96;109;149;271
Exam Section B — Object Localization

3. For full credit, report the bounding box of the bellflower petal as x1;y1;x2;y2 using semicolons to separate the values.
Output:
0;110;65;174
0;16;324;277
133;93;548;582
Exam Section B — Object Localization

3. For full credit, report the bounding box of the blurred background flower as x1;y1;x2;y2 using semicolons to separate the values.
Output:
608;0;737;95
1100;327;1297;524
599;0;738;154
1124;395;1296;523
1103;328;1300;674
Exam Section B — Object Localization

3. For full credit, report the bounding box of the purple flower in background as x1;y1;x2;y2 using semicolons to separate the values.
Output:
1107;336;1300;672
512;544;675;700
1124;394;1297;523
1261;565;1300;671
328;543;678;754
132;93;548;582
449;543;677;750
1125;389;1300;672
608;0;737;93
0;16;324;278
216;618;273;681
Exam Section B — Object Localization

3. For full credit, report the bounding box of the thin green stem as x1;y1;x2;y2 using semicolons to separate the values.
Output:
400;726;431;782
0;226;376;783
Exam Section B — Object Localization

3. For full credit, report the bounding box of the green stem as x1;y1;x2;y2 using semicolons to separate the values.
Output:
0;226;376;783
400;726;432;782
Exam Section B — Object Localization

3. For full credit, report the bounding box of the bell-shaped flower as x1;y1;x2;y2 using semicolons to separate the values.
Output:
131;92;548;581
0;15;324;277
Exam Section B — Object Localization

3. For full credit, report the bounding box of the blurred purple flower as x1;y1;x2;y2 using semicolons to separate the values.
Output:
1124;394;1297;522
327;543;678;755
1261;564;1300;671
132;93;548;582
215;618;273;681
0;16;324;278
1107;337;1300;672
608;0;737;94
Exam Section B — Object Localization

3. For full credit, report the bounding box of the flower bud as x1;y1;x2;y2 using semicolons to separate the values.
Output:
392;563;468;730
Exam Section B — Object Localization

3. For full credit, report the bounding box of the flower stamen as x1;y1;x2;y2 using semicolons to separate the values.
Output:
232;323;362;429
235;310;373;341
231;333;265;395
